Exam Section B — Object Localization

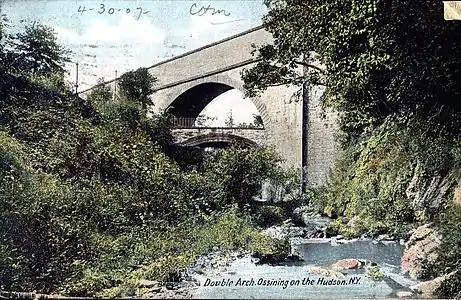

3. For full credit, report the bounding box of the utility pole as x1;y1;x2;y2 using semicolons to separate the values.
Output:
114;70;118;101
74;62;79;96
301;58;309;195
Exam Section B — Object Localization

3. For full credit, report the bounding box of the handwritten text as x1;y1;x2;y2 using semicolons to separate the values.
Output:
78;4;149;20
189;3;231;17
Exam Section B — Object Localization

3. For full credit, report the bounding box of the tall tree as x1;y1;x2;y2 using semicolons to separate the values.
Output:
242;0;461;140
11;21;70;76
118;67;157;110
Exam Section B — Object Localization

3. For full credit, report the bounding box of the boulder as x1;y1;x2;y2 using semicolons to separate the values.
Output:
377;234;393;241
401;224;441;280
254;179;299;203
138;279;160;288
293;206;309;223
396;291;413;298
410;271;456;298
253;252;302;265
302;214;331;230
308;266;346;280
331;258;369;270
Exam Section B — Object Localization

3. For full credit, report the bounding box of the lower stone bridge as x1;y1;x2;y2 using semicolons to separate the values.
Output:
172;127;267;148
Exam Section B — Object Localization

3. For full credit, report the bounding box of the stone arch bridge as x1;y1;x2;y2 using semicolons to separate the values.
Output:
79;26;338;187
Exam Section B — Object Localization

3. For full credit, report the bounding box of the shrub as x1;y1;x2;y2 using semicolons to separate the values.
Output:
253;206;286;227
432;203;461;298
309;119;459;237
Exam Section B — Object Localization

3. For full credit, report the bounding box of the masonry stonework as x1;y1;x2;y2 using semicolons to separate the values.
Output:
172;128;267;146
78;26;340;188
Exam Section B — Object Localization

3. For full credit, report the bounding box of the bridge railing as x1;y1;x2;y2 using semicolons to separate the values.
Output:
170;117;264;130
171;117;196;128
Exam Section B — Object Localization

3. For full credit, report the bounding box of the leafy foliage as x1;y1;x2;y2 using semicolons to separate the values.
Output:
245;3;461;296
9;21;70;77
0;17;293;297
433;203;461;298
243;0;461;140
118;67;157;110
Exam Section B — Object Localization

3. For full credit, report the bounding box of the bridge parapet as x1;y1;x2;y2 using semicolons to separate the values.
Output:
172;127;267;147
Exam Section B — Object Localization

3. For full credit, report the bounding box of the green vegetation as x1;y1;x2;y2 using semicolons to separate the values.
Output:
0;16;293;297
366;266;385;282
243;0;461;297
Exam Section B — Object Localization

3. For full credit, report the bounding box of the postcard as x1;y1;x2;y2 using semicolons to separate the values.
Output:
0;0;460;299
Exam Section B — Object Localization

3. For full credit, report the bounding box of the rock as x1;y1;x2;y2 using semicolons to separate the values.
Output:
331;258;369;270
332;258;359;270
287;226;305;238
347;216;359;227
406;162;457;214
292;206;310;225
263;226;286;239
148;286;162;293
453;177;461;205
402;224;441;280
138;279;159;288
300;213;331;232
407;224;433;245
396;291;413;298
410;272;456;298
283;218;292;225
377;234;393;241
323;206;337;218
263;224;306;239
254;252;303;265
308;266;346;280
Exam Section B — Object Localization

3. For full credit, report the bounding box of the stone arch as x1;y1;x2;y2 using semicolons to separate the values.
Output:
179;133;257;148
165;74;271;131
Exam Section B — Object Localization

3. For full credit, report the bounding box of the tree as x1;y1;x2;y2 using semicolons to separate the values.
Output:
118;67;157;111
242;1;461;141
224;109;234;127
88;78;112;104
252;114;263;128
11;21;70;76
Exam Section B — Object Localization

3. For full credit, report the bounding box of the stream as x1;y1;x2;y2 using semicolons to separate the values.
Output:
191;238;421;299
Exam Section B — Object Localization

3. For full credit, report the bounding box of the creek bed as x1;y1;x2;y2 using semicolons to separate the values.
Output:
192;238;421;299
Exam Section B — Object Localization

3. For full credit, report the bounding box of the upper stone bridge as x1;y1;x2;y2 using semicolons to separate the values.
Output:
79;26;339;187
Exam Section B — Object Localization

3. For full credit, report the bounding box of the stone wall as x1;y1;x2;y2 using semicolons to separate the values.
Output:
305;85;339;187
172;128;267;146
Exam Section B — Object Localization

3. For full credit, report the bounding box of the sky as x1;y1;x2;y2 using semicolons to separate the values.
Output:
1;0;267;125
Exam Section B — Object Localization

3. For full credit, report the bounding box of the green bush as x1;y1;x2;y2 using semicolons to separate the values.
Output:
309;120;459;237
56;206;283;297
203;146;287;207
253;206;286;227
0;20;293;296
432;203;461;298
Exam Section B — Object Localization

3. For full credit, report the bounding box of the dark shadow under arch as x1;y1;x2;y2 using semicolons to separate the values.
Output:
179;133;257;148
167;82;233;119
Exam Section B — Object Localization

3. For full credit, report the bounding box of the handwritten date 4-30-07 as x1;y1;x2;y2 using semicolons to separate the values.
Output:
78;4;149;20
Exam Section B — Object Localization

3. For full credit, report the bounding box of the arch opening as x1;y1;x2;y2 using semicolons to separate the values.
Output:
167;82;264;129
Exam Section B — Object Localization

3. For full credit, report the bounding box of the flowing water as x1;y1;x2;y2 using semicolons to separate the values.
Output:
193;239;420;299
